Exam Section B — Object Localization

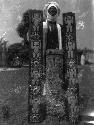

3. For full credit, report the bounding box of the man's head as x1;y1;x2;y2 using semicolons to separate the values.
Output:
44;2;60;22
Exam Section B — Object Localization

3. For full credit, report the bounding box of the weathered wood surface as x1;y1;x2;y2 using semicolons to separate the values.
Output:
28;10;46;123
62;12;79;124
44;49;67;118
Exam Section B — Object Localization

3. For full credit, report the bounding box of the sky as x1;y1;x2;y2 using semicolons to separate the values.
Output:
0;0;93;49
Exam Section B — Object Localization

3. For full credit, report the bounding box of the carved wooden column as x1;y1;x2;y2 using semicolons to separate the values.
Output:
28;10;46;123
62;12;79;124
45;49;67;118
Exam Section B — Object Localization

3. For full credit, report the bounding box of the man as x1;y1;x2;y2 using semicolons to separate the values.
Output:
43;2;63;55
42;2;68;122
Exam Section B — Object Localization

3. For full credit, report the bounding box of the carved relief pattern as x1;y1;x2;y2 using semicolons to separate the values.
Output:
63;13;79;124
27;10;79;124
28;10;45;123
45;50;66;117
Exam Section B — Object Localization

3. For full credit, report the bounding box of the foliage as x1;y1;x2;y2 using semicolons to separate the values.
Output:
7;43;29;66
16;9;32;46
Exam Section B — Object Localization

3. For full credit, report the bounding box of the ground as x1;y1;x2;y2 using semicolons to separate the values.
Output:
0;64;93;125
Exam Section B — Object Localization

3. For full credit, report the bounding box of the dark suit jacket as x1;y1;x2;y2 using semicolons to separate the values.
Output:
43;21;63;56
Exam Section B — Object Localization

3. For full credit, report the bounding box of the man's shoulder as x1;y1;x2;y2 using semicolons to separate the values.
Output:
58;23;63;29
43;22;47;29
43;22;64;31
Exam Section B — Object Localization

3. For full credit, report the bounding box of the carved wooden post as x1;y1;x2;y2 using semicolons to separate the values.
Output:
28;10;46;123
62;12;79;124
45;49;67;117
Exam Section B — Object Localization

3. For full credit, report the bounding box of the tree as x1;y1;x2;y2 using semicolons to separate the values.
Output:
0;37;9;67
16;9;32;46
7;43;29;67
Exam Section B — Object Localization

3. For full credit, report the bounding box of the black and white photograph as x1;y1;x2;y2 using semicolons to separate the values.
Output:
0;0;94;125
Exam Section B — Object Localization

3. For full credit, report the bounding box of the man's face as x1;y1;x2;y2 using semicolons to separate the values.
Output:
48;6;57;17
